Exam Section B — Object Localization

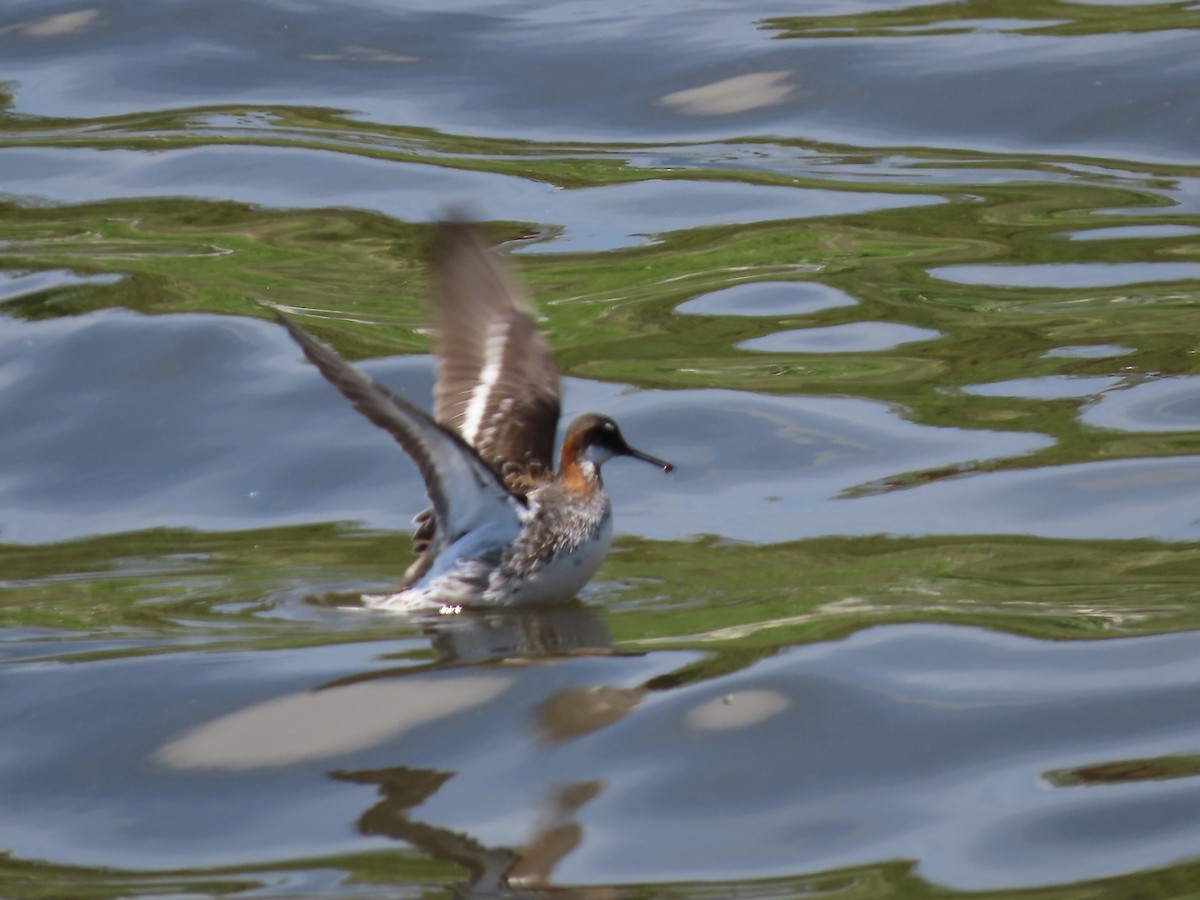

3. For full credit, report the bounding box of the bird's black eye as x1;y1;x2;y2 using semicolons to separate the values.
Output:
603;421;616;432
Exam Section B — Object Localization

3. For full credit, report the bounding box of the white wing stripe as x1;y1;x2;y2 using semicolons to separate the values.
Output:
460;319;510;447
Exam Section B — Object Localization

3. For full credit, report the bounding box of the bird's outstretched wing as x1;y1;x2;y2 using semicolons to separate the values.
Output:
278;314;523;576
430;223;561;491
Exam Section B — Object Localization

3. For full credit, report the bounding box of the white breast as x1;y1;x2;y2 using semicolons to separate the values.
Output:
505;514;614;605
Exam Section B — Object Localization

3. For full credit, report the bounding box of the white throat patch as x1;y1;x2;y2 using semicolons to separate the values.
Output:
582;444;614;467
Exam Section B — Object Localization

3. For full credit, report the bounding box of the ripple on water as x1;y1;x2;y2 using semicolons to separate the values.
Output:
10;309;1199;548
0;146;941;253
0;309;431;542
963;375;1124;400
1081;377;1200;433
3;1;1200;896
677;281;858;317
1066;224;1200;241
569;625;1200;890
1;623;1198;892
738;321;939;353
0;309;1044;545
930;262;1200;289
1043;344;1134;359
836;455;1200;541
1065;224;1200;241
0;269;122;303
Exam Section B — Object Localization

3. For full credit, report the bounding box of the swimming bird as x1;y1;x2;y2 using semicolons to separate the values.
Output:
278;222;672;609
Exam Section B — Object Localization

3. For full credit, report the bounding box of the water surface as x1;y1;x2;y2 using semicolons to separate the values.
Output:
3;1;1200;897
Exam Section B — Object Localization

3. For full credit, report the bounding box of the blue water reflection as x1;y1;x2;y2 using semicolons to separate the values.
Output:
1068;224;1200;241
0;146;940;251
12;309;1200;547
739;321;939;353
1043;344;1133;359
3;0;1200;894
677;281;857;317
4;1;1199;161
963;375;1124;400
931;262;1200;289
2;622;1198;891
1083;377;1200;432
0;310;1049;544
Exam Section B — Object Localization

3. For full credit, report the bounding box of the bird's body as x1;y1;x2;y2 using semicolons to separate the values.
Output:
279;223;671;610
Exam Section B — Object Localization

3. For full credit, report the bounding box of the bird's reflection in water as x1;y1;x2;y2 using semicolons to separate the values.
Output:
335;764;612;898
156;603;644;894
422;602;617;668
333;604;638;896
156;598;801;893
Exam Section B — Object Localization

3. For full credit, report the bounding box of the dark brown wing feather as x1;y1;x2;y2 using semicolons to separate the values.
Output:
430;223;561;492
278;314;523;588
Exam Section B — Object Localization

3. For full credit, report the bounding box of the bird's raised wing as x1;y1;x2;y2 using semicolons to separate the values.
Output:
430;223;561;491
278;314;523;556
